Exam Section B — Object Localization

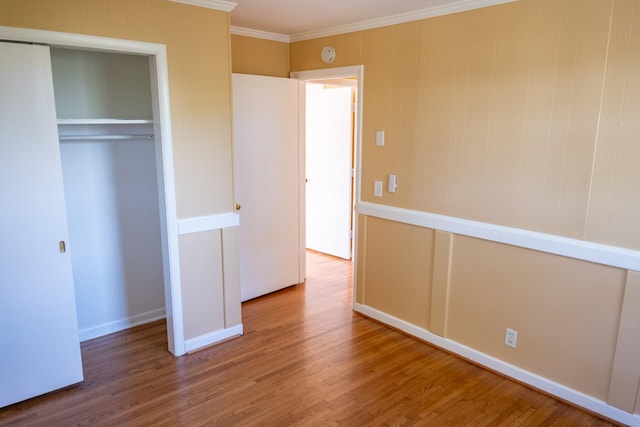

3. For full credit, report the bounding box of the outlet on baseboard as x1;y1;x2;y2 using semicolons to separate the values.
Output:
505;328;518;348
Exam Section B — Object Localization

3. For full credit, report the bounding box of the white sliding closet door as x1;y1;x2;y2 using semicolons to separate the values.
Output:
0;42;83;407
233;74;305;302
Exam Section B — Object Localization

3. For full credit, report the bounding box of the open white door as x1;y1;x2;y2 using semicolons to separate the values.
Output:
305;84;353;259
0;42;84;407
233;74;305;302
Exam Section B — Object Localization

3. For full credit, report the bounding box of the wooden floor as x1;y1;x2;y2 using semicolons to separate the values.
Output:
1;251;620;426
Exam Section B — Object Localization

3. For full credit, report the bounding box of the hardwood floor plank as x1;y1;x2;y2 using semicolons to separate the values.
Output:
0;251;622;426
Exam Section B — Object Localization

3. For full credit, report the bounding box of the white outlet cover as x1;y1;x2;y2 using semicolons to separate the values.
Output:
505;328;518;348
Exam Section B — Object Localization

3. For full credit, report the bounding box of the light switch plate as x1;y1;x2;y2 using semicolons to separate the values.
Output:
374;180;383;197
376;130;385;147
388;174;397;193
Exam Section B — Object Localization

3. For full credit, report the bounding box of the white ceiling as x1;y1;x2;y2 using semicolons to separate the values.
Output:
228;0;516;41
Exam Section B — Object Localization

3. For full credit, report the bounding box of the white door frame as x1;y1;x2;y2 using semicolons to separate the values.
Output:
0;25;185;356
290;65;363;308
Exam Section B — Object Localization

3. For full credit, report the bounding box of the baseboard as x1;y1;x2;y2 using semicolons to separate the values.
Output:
354;303;639;427
184;324;244;353
78;308;166;342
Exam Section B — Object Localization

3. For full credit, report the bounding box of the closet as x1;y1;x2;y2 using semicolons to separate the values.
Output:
1;40;169;409
51;48;166;342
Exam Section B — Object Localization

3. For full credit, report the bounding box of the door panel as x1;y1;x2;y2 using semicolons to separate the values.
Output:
232;74;304;302
0;42;83;407
306;85;353;259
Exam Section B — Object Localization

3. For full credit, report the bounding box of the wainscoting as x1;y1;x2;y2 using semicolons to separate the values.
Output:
355;202;640;426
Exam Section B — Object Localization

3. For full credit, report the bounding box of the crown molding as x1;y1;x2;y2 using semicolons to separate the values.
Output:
289;0;518;42
231;26;290;43
170;0;236;12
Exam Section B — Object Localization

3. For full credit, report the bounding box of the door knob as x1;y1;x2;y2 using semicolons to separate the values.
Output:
235;203;241;211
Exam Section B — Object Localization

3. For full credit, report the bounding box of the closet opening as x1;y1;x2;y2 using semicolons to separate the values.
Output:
52;48;167;345
0;24;186;356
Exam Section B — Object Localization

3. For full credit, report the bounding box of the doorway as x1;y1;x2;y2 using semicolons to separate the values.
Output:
305;79;356;260
291;65;364;306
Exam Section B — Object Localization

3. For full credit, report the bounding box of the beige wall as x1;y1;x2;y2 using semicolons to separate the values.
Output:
291;0;640;252
294;0;640;417
446;235;624;400
231;34;290;78
360;217;434;329
0;0;241;342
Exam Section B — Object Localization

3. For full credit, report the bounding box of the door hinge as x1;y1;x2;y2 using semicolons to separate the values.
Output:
59;240;66;253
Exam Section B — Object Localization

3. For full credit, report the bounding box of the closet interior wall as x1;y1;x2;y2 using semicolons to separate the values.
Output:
51;48;165;341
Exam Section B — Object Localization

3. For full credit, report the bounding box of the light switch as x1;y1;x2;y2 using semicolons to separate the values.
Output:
376;130;385;147
374;180;383;197
388;174;397;193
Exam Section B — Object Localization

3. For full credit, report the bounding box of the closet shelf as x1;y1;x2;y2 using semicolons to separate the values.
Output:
59;134;154;141
57;118;153;125
57;119;155;142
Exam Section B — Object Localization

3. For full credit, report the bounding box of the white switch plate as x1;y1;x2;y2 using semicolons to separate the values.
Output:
376;130;385;146
388;174;397;193
374;180;383;197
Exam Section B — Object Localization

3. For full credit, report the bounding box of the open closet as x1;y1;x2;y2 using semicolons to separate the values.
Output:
0;40;169;408
52;48;166;342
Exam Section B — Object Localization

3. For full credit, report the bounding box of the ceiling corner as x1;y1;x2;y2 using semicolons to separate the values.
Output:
170;0;237;12
231;26;290;43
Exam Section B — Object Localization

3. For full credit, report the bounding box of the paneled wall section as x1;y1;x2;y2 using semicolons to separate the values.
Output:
357;215;639;415
292;0;640;252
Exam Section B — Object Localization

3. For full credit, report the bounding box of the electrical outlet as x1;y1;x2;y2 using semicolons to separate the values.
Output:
505;328;518;348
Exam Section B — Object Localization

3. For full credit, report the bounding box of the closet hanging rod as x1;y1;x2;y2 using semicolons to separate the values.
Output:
59;134;154;141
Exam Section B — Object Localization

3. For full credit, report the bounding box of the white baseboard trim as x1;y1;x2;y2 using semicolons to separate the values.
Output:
178;212;239;235
358;202;640;272
354;303;639;426
79;308;166;342
184;324;244;353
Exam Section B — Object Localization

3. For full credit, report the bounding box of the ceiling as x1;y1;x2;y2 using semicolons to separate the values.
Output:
228;0;515;41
